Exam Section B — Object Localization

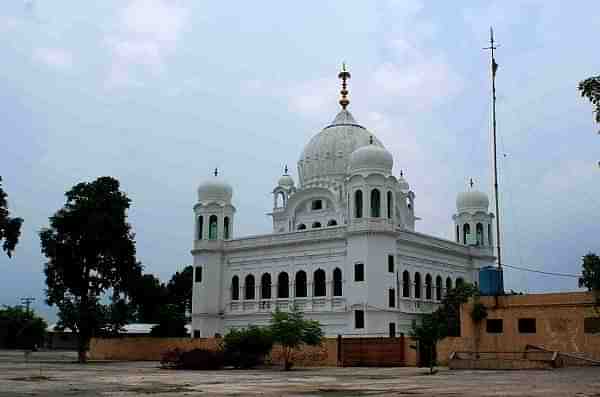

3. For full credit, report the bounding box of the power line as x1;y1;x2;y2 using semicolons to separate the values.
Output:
502;263;580;279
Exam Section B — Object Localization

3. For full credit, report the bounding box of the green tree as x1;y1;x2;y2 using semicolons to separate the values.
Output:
149;304;188;337
0;306;47;349
0;177;23;258
579;252;600;303
579;75;600;130
223;326;273;368
129;273;168;323
270;307;323;370
40;176;140;362
166;266;193;320
411;282;479;374
410;310;445;374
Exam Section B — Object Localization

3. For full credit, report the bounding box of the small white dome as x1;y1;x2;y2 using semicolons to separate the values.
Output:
349;142;393;173
278;174;295;188
197;177;232;203
456;190;489;212
398;174;410;191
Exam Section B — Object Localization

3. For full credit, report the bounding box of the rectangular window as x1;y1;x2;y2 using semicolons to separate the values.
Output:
354;263;364;282
311;200;323;210
388;255;394;273
388;288;396;308
584;317;600;334
193;330;201;338
486;319;503;334
195;266;202;283
518;318;536;334
355;310;365;329
389;322;396;338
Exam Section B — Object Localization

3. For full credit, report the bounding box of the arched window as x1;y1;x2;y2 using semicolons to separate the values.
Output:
488;223;493;246
231;276;239;301
445;277;452;296
425;274;433;300
462;223;470;244
313;269;326;297
224;217;231;239
198;216;203;240
294;271;306;298
456;277;464;288
278;272;289;298
371;189;381;217
476;223;484;246
276;191;285;208
297;223;307;230
327;219;337;226
436;276;443;301
333;268;343;296
260;273;271;299
402;271;410;297
312;222;321;228
244;274;255;300
414;272;422;299
209;215;218;240
455;225;459;243
387;191;393;219
354;190;363;218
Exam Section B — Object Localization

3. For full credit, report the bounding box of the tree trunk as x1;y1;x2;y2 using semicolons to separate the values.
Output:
77;334;88;363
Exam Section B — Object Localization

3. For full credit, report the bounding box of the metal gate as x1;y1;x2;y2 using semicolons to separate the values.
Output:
338;335;406;367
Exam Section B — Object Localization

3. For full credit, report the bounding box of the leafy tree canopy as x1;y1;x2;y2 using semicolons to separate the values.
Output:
166;265;193;320
579;75;600;130
579;252;600;302
411;282;479;373
0;306;47;349
129;273;168;323
40;176;140;362
0;177;23;258
150;304;188;337
270;307;323;370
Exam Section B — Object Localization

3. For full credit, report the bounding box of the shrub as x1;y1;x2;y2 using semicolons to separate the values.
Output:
160;348;183;369
180;348;225;370
223;326;273;368
160;347;224;370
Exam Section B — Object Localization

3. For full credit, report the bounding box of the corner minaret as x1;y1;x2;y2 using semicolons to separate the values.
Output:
452;179;494;247
191;169;235;338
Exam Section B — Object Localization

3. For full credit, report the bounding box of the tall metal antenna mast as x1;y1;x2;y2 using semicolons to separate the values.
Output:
483;27;502;270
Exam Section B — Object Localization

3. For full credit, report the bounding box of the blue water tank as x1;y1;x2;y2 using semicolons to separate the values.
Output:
479;266;504;296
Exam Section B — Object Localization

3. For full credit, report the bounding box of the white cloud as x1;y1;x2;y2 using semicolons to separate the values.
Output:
105;0;189;87
32;47;73;70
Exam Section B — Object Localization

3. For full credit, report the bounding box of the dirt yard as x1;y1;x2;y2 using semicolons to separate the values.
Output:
1;350;599;396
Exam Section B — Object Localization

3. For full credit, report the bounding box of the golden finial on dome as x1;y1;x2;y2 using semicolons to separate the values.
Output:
338;62;351;110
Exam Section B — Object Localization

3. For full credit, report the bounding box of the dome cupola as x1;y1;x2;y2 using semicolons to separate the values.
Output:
456;180;489;212
277;165;295;188
197;168;233;203
297;64;388;186
349;136;393;174
397;170;410;191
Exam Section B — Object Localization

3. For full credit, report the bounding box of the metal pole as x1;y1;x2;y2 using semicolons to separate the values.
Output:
484;27;502;270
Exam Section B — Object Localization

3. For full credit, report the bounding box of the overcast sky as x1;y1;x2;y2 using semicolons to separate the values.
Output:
1;0;599;322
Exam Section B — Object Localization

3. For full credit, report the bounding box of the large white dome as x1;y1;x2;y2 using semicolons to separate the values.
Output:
349;142;393;174
298;109;384;186
197;177;233;203
456;190;489;212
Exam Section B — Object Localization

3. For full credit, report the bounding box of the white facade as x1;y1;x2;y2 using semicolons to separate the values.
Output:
191;76;495;338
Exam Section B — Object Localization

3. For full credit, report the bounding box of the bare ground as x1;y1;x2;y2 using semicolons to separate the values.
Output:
0;350;599;396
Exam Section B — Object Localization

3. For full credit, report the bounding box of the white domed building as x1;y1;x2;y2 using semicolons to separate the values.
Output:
190;68;495;338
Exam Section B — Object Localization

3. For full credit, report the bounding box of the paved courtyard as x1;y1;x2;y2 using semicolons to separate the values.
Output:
1;350;599;396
